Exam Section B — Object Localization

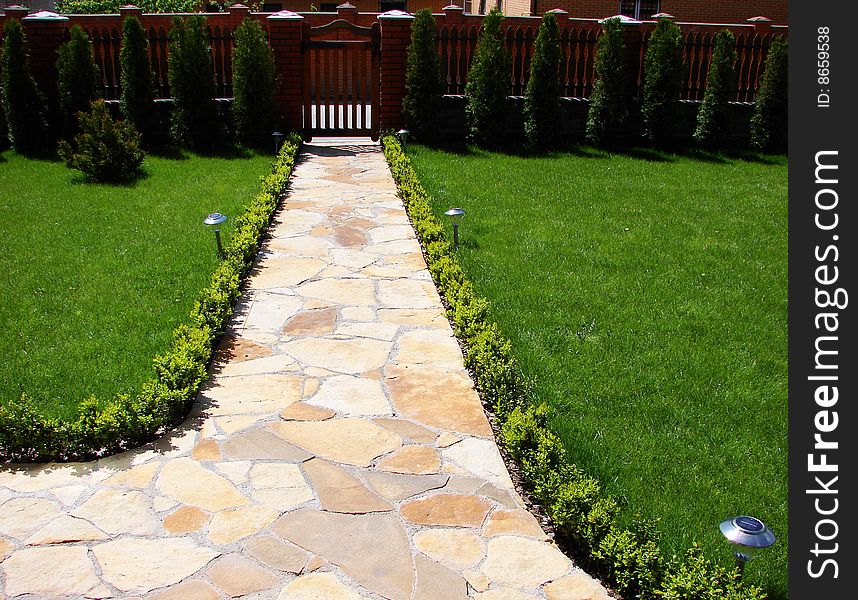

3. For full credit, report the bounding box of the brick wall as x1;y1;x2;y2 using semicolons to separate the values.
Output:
531;1;787;25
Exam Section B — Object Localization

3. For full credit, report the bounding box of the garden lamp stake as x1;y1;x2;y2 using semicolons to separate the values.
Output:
444;208;466;250
719;516;776;581
204;212;228;258
272;130;284;155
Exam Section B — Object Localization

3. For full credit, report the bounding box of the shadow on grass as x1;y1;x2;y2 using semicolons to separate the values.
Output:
68;168;152;188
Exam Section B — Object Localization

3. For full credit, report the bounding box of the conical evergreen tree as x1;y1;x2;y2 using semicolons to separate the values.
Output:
524;12;561;150
403;9;443;142
465;8;510;147
1;19;49;154
750;36;788;151
641;17;684;144
232;17;277;147
120;15;158;145
693;29;737;148
585;17;628;145
57;25;100;138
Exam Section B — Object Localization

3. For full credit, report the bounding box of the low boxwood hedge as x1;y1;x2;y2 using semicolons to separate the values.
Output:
0;133;302;463
381;134;767;600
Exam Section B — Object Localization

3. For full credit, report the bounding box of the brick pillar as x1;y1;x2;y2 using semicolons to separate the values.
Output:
442;4;464;27
337;3;357;22
747;16;772;34
378;10;414;132
119;4;143;21
21;11;69;133
267;10;305;134
3;5;30;20
228;3;250;28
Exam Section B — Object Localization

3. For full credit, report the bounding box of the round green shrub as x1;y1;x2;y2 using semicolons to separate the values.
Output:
750;36;788;151
120;15;159;145
57;25;100;139
524;12;561;150
1;19;49;155
586;17;629;146
403;9;443;142
232;17;277;148
59;99;145;183
693;29;737;148
465;8;511;147
641;18;684;144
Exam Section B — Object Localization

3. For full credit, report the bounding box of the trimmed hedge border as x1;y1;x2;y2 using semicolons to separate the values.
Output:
0;133;302;463
381;134;768;600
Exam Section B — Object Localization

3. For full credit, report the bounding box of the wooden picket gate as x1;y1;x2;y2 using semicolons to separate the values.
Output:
302;19;380;140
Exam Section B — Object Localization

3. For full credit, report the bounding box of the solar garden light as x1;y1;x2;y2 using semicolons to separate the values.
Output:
719;515;776;580
444;207;466;249
204;212;228;258
396;129;410;153
272;130;284;155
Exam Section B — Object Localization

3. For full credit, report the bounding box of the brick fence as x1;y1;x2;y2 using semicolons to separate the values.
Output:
0;4;787;134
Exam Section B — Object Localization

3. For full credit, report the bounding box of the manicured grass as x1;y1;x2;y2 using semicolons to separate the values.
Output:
409;145;787;598
0;149;273;422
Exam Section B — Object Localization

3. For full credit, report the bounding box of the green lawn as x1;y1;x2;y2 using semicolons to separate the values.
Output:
0;149;272;422
409;145;788;598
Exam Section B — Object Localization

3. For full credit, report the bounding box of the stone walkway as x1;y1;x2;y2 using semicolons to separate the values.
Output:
0;141;611;600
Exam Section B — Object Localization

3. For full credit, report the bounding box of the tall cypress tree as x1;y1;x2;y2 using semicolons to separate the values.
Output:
523;12;561;150
749;36;788;151
168;15;221;150
1;19;49;154
120;15;158;145
465;8;511;147
693;29;737;148
402;9;443;142
57;25;100;138
585;17;628;145
641;17;684;144
232;17;277;147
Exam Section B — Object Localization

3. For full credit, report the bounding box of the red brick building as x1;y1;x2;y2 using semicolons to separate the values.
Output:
512;1;787;24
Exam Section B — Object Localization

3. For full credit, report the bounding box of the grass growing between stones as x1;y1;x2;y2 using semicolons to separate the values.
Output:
0;149;273;422
408;144;787;598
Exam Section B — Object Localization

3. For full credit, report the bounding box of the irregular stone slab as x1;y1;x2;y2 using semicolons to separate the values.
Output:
157;458;250;512
484;509;548;540
414;528;485;571
307;375;392;415
474;589;539;600
0;538;14;560
303;458;391;513
377;279;440;309
334;321;399;341
102;460;160;488
277;572;364;600
400;493;492;527
332;225;367;247
249;462;309;490
369;224;415;244
191;439;222;462
208;505;280;545
283;308;338;336
464;570;491;593
214;461;251;484
93;538;220;594
437;431;462;448
72;488;158;536
216;414;265;436
331;248;378;270
245;535;309;573
243;293;304;331
378;307;446;327
24;515;108;545
281;403;336;421
480;536;570;590
0;497;63;540
297;278;376;306
219;354;299;377
0;463;88;493
362;471;449;502
268;418;402;467
373;417;438;443
201;374;302;416
50;484;89;507
476;482;523;509
249;256;326;290
271;209;324;236
413;553;468;600
216;335;274;363
150;580;221;600
395;329;464;369
377;445;441;474
222;427;312;462
266;235;333;257
281;338;391;374
340;305;376;321
366;239;424;256
2;546;103;597
252;486;315;513
442;437;515;489
544;573;613;600
385;365;493;437
273;508;412;599
153;496;179;512
163;506;209;535
207;553;279;597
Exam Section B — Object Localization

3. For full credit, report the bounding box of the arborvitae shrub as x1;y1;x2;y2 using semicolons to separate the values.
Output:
1;19;49;155
641;18;684;144
586;17;628;145
120;15;158;145
56;0;199;13
57;25;100;138
523;12;561;150
232;17;277;147
402;9;443;142
59;99;145;183
750;36;788;151
465;8;511;147
693;29;737;148
168;15;221;150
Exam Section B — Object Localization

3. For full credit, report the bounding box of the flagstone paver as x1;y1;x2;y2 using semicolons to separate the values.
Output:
0;140;610;599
